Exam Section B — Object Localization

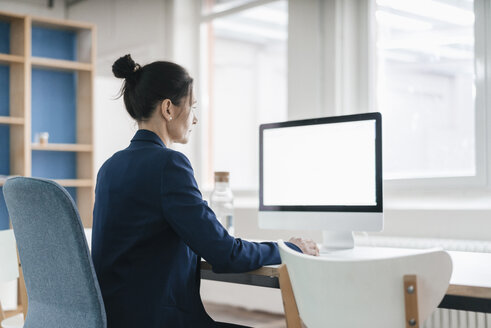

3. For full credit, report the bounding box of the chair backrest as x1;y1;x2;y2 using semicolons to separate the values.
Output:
3;177;106;328
278;241;452;328
0;230;18;283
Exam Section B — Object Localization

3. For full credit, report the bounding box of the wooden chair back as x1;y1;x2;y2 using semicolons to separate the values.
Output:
278;241;452;328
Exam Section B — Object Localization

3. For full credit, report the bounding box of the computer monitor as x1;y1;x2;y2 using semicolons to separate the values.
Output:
258;112;383;251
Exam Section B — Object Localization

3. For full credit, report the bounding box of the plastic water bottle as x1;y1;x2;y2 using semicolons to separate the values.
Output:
210;172;234;236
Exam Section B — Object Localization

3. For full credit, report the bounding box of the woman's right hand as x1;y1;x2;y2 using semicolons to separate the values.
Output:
288;237;320;256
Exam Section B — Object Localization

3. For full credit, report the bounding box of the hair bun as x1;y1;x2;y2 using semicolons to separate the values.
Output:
112;54;140;80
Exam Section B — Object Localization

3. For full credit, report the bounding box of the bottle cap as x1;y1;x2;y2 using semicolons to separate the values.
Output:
214;171;229;183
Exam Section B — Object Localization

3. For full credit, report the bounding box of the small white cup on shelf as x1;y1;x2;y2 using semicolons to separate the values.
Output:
39;132;49;145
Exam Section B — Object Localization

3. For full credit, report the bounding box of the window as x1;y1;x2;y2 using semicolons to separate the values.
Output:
200;0;288;190
375;0;476;180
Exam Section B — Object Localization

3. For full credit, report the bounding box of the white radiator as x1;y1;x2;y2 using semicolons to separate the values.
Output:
424;310;490;328
355;235;491;328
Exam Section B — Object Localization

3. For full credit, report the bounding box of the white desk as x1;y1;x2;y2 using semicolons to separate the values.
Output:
443;251;491;312
201;248;491;313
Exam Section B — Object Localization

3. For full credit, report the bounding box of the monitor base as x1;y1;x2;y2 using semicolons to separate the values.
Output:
321;231;355;252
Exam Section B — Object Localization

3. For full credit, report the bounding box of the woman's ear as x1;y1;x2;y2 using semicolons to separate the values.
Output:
160;99;173;122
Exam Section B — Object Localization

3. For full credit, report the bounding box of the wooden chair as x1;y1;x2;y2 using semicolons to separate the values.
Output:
277;240;452;328
0;229;25;328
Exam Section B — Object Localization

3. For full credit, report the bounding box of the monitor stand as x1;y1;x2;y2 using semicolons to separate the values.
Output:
321;231;355;252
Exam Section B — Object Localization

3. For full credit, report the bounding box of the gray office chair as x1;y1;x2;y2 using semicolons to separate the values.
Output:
3;177;106;328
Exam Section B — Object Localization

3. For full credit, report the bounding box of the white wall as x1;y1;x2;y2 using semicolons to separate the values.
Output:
67;0;170;76
0;0;66;19
93;76;137;170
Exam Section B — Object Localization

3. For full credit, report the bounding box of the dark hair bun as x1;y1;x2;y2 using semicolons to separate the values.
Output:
112;54;140;80
114;55;193;121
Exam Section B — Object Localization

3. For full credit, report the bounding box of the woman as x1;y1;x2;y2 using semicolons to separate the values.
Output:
91;54;319;328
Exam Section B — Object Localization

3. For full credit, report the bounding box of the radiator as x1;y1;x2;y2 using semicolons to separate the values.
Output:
355;235;491;328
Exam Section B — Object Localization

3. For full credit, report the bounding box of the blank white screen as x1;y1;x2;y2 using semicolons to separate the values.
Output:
263;120;377;206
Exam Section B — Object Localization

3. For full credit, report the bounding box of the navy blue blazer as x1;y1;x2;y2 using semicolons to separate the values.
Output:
91;129;300;328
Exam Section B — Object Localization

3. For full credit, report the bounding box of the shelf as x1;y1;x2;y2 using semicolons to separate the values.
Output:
0;178;93;187
0;175;13;186
0;11;25;21
0;53;24;64
54;179;93;187
0;116;24;125
31;143;92;152
31;57;92;71
31;16;94;31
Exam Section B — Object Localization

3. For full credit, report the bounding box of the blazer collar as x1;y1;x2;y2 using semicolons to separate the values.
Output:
131;129;167;148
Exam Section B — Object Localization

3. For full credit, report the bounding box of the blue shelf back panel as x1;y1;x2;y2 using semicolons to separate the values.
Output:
32;151;76;179
32;26;76;61
0;125;9;176
0;21;10;54
0;187;9;230
0;64;9;116
32;68;76;143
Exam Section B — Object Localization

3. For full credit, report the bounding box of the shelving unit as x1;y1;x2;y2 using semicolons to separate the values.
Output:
54;179;94;187
0;53;23;64
31;143;92;152
31;57;92;71
0;116;24;124
0;10;95;228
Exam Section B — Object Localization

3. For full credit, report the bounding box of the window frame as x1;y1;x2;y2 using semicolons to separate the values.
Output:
368;0;490;193
196;0;491;208
198;0;288;194
328;0;491;201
